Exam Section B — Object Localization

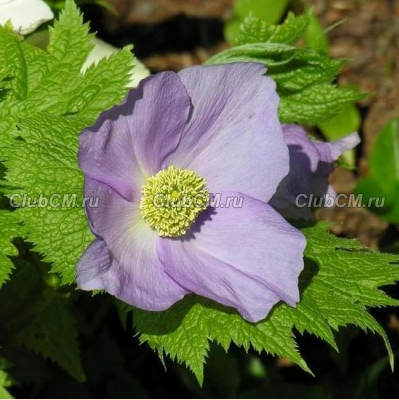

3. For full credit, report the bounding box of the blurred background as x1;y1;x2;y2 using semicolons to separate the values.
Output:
7;0;399;397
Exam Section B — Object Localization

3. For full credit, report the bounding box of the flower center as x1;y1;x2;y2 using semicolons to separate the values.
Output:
140;166;209;237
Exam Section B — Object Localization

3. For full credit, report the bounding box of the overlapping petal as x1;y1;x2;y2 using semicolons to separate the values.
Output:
79;72;191;201
167;63;289;202
270;124;360;219
158;193;306;322
76;238;113;291
80;178;188;310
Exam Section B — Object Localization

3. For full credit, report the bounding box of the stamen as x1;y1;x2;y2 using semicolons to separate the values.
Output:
140;166;208;237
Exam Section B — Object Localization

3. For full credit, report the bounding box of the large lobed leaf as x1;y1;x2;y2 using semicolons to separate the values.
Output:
3;115;95;284
0;0;134;285
134;223;399;383
0;0;134;382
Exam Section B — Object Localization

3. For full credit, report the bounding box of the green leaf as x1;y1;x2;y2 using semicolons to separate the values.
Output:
279;84;364;124
63;46;134;120
0;0;95;114
0;211;22;288
4;115;94;284
206;45;343;94
318;104;361;140
205;42;296;66
0;0;133;284
0;360;13;399
303;11;329;53
235;0;290;21
0;0;132;118
134;223;399;384
268;51;344;92
0;376;12;399
225;0;290;45
0;27;27;101
236;12;310;46
134;295;309;385
34;0;94;106
355;118;399;222
365;118;399;194
0;259;85;382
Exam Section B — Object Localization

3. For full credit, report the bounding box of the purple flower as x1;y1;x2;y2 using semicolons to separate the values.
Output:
76;63;306;323
270;124;360;219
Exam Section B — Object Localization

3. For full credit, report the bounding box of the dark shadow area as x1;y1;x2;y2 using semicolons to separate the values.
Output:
83;6;225;61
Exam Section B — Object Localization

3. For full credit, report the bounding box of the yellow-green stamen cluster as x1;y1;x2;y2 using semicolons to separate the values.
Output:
140;166;209;237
